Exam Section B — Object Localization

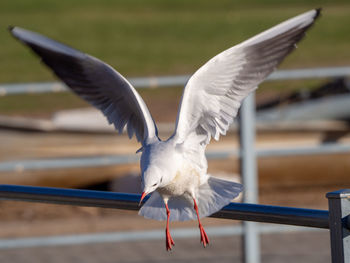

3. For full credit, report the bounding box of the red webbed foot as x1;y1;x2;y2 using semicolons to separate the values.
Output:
193;198;210;248
198;223;209;247
165;228;175;251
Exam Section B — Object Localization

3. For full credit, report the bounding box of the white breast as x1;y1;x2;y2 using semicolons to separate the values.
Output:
158;162;208;199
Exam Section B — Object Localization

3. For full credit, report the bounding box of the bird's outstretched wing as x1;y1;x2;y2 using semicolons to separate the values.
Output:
173;9;321;145
10;27;159;145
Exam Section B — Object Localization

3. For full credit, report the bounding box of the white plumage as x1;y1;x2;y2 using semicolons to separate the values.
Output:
9;8;320;250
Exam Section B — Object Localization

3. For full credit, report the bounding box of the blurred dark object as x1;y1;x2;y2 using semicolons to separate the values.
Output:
258;77;350;111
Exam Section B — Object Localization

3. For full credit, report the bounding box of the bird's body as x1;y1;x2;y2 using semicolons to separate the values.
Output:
138;136;238;248
139;134;241;219
9;8;321;250
141;137;206;199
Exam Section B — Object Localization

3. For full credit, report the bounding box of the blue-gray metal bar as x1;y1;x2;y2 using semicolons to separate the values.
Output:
240;92;260;263
240;93;258;204
0;224;325;250
0;82;66;96
1;143;349;173
0;184;329;229
1;66;350;96
256;143;350;157
327;189;350;263
266;66;350;81
0;75;190;96
0;155;140;172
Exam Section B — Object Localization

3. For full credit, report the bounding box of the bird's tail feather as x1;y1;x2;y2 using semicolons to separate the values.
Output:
138;176;242;222
196;176;242;219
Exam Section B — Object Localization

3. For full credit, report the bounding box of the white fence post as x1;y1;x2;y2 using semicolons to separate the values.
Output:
239;92;260;263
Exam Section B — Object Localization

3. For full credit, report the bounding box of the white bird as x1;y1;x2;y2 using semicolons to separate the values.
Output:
10;8;320;250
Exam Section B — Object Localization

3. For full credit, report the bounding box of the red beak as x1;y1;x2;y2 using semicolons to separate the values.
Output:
139;191;147;206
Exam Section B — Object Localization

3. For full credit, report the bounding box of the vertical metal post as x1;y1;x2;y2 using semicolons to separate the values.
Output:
327;189;350;263
239;92;260;263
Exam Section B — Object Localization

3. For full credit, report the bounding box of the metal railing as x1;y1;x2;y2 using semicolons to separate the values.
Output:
0;185;329;227
1;66;350;95
0;185;329;228
0;184;348;262
0;224;325;250
1;143;350;172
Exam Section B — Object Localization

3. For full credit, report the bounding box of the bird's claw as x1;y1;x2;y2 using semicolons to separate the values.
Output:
165;229;175;251
199;224;209;247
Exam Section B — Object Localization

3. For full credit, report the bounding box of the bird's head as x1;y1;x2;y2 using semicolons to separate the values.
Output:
139;166;163;205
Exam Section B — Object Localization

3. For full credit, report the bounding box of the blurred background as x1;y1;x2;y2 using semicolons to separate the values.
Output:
0;0;350;262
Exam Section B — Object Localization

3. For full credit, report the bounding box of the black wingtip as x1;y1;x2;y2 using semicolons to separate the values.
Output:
315;8;322;19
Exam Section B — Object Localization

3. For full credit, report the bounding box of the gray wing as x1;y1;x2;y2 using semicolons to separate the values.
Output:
174;9;321;145
10;26;159;145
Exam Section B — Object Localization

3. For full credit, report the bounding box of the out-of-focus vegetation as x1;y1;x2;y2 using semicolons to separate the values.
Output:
0;0;349;115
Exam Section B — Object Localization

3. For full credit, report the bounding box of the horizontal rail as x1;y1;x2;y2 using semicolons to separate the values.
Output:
1;143;349;172
0;224;325;249
1;66;350;96
256;143;350;158
266;66;350;81
0;185;329;229
0;155;140;172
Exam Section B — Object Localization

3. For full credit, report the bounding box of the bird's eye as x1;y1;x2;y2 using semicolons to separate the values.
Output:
152;183;157;187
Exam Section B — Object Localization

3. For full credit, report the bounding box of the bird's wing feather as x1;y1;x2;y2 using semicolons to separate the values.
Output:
10;27;158;145
173;9;320;145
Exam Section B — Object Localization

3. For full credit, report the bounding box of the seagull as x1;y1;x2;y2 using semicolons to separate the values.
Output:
9;8;320;250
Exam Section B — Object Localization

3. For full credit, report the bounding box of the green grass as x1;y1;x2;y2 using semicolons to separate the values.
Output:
0;0;350;114
0;93;88;116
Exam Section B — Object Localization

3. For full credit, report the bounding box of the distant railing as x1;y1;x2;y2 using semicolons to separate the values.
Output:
0;67;350;172
1;143;350;172
1;66;350;95
0;185;348;262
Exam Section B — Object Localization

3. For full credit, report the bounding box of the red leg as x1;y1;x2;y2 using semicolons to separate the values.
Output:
193;199;210;247
165;203;175;251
